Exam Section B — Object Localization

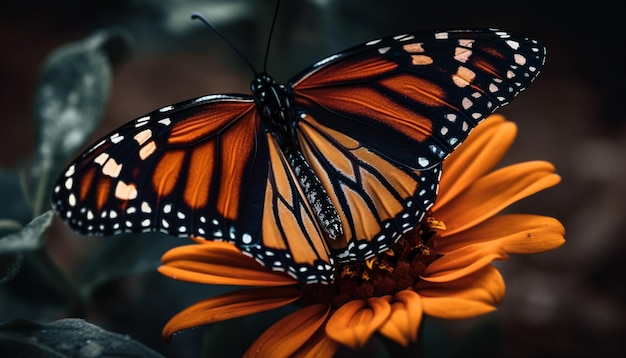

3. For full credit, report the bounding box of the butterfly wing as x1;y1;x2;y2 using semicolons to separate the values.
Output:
51;95;268;242
295;113;442;262
255;134;334;283
51;94;335;283
290;29;546;261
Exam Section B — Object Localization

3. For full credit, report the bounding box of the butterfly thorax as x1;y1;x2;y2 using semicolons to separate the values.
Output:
251;73;295;148
251;73;344;240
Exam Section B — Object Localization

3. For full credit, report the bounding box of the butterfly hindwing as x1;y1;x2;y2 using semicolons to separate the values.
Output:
251;134;334;283
296;114;441;262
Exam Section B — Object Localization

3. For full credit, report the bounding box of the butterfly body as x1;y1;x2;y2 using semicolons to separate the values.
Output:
252;73;344;239
51;28;546;284
252;74;294;142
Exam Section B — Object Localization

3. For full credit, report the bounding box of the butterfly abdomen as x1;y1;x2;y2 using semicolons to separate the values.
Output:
286;149;343;239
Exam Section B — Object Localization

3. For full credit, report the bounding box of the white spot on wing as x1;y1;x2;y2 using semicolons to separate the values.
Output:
65;165;76;177
115;181;138;200
454;47;472;63
135;116;150;127
102;158;122;178
452;66;476;87
139;141;157;160
134;129;152;145
462;97;473;109
506;40;520;50
110;133;124;144
514;53;527;66
411;55;433;65
94;153;109;166
141;201;152;213
403;43;425;53
68;193;76;207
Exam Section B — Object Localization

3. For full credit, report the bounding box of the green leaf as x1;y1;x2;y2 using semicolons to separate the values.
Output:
0;253;24;284
0;167;31;225
33;27;132;166
0;211;54;255
30;27;133;215
0;211;53;283
0;318;165;357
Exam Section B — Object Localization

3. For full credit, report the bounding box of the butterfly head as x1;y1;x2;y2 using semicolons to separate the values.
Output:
251;73;297;147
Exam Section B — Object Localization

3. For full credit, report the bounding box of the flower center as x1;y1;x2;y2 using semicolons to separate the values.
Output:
301;216;445;308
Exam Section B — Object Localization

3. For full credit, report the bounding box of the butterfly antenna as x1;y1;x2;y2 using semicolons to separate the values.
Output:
263;0;281;74
191;12;258;75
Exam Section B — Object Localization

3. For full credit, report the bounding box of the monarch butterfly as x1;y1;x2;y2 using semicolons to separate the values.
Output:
51;20;546;284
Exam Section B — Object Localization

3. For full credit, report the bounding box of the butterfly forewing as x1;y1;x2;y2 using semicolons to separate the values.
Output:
52;95;268;243
291;29;546;170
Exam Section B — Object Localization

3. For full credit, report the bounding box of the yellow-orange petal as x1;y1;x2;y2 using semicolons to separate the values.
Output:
245;304;331;358
162;287;301;341
292;328;340;358
434;161;561;235
436;115;517;208
437;214;565;254
378;290;423;347
158;242;296;286
325;297;391;350
418;266;505;319
421;243;507;282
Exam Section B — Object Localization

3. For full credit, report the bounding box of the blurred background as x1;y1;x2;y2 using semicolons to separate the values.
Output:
0;0;623;357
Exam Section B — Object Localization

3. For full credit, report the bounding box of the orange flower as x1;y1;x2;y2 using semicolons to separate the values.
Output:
158;114;565;357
